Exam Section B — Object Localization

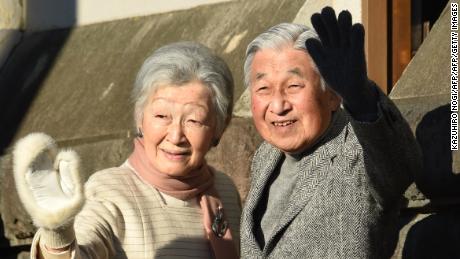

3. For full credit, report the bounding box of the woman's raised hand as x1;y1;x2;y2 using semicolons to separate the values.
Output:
13;133;85;230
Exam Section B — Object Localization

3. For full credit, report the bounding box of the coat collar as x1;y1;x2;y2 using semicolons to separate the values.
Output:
242;110;350;256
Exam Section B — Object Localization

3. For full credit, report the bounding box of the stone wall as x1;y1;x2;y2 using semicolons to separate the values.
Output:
1;0;456;258
0;0;305;252
390;1;460;258
0;0;22;69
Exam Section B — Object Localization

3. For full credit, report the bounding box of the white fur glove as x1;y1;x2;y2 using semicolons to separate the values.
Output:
13;133;85;230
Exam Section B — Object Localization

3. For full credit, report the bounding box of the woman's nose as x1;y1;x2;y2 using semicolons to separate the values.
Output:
167;121;186;144
269;91;292;115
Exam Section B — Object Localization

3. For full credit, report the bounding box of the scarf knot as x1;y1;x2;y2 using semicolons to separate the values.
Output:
128;138;238;259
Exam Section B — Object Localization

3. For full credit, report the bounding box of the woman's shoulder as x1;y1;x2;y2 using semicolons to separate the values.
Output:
211;168;241;242
84;162;139;194
87;162;132;181
212;168;241;207
212;169;237;192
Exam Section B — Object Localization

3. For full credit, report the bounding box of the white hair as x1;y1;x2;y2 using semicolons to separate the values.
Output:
132;41;234;137
243;23;327;91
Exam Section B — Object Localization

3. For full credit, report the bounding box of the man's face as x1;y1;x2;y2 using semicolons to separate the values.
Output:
249;46;340;154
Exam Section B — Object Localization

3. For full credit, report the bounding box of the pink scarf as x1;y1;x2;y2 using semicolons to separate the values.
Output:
128;138;238;259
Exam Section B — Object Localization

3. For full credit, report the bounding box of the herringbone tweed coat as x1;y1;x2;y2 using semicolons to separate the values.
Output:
241;93;422;259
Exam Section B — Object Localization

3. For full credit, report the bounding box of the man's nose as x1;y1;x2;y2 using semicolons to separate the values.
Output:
269;91;292;115
167;120;187;144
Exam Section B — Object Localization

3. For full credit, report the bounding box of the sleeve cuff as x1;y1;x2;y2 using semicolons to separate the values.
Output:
39;224;76;249
38;241;73;259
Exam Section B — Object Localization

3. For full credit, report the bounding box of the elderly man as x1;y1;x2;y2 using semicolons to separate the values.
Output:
240;7;421;258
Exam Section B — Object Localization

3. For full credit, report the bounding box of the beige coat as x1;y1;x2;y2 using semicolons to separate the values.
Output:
32;162;241;259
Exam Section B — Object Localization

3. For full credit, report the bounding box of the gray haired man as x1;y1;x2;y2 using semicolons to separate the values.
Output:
240;7;422;258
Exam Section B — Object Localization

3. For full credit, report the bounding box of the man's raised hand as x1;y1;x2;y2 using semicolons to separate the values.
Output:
306;7;378;121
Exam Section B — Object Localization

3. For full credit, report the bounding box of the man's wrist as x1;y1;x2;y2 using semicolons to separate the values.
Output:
342;80;379;121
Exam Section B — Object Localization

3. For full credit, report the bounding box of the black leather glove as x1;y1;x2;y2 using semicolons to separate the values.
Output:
305;7;378;121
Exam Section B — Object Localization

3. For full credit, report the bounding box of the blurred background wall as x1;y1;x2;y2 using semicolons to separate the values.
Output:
0;0;455;258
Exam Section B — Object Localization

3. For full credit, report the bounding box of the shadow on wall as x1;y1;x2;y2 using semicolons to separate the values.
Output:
415;105;460;198
401;105;460;258
0;217;30;259
0;0;77;256
402;211;460;259
0;0;77;156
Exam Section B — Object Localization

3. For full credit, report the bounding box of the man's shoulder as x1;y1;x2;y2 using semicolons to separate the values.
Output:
250;142;284;184
253;141;281;160
322;109;362;153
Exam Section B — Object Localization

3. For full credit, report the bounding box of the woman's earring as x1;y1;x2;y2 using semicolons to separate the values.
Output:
212;138;220;147
137;128;144;138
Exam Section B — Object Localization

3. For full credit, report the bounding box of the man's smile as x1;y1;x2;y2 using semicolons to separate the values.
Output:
271;120;297;127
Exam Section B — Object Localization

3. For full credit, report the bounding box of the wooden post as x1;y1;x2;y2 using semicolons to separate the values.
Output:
391;0;412;89
362;0;389;94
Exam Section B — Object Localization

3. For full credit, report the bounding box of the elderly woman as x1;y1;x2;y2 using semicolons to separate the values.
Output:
13;42;240;258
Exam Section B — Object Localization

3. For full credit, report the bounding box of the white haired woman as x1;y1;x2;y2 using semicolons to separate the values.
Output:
13;42;240;259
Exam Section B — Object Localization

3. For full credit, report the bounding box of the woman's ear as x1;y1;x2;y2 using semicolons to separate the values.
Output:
212;138;220;147
212;129;223;147
211;116;231;147
137;127;144;138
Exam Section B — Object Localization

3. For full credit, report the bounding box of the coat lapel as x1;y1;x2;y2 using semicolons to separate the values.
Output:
263;110;348;255
241;142;283;253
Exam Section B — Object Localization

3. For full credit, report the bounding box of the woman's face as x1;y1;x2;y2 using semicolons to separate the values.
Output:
140;81;217;177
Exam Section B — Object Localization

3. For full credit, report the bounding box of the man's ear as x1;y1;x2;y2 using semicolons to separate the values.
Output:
327;89;342;111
